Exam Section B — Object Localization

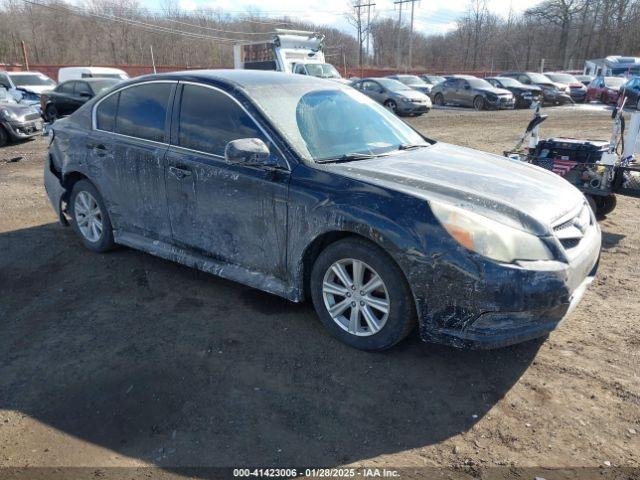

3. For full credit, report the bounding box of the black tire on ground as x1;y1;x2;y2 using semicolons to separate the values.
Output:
69;179;116;253
310;237;416;351
598;194;617;217
45;104;58;123
0;126;8;147
473;96;485;111
434;93;444;106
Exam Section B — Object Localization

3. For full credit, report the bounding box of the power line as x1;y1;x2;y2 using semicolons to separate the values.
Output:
21;0;256;43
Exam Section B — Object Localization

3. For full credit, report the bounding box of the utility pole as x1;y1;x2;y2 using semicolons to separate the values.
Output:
394;0;418;72
365;3;372;62
353;2;376;76
150;45;156;74
21;41;29;71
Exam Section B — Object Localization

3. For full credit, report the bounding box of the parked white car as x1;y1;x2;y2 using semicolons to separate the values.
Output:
57;67;129;83
0;71;56;94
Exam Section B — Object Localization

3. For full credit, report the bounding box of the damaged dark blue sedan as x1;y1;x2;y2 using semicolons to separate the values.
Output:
44;70;601;350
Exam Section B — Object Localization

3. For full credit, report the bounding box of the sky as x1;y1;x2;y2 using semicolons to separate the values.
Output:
140;0;544;36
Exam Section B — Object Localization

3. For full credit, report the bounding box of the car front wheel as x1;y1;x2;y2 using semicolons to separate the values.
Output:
310;238;416;351
434;93;444;106
69;180;115;252
384;99;397;113
473;96;485;111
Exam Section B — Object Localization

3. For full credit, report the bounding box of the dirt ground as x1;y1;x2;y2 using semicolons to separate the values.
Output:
0;105;638;478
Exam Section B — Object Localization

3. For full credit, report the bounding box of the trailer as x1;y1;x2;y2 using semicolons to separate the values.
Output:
505;103;640;216
233;29;347;82
583;56;640;77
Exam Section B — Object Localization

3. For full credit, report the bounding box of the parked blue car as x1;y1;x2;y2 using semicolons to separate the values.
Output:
44;70;601;350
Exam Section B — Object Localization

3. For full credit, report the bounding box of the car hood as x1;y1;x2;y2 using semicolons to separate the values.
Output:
477;86;512;96
15;85;53;95
512;85;542;94
0;102;40;121
393;89;428;100
327;142;585;235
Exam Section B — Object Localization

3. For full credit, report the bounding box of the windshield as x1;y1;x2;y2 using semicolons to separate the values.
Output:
251;86;426;162
9;73;56;87
395;75;427;86
377;78;412;92
304;64;341;79
604;77;625;87
90;79;120;93
546;73;579;83
423;75;445;85
527;72;552;83
467;78;494;89
494;77;522;87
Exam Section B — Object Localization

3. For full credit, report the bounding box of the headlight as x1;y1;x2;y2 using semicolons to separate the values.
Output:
400;97;412;103
430;202;553;263
0;108;18;120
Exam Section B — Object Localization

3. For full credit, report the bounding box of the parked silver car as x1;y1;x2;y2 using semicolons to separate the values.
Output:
351;77;431;116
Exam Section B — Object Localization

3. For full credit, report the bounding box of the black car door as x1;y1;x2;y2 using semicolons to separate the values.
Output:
54;81;77;115
72;81;94;111
86;81;175;241
165;82;289;277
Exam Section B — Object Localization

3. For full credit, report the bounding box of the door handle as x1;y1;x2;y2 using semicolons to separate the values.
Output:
86;142;106;150
169;165;192;179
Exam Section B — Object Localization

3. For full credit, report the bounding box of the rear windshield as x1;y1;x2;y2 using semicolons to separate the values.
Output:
377;78;412;91
546;73;579;83
395;75;427;86
467;78;494;89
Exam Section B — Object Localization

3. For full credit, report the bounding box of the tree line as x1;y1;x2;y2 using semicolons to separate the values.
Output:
0;0;638;74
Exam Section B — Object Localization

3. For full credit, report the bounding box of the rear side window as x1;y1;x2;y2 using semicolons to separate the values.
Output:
58;82;74;94
115;83;172;142
177;84;265;156
96;92;119;132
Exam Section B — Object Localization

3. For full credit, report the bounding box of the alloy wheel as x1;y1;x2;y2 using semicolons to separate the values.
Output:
385;100;397;113
74;191;103;243
322;258;390;336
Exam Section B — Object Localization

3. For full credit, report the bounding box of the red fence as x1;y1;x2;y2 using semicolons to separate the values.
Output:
1;62;497;81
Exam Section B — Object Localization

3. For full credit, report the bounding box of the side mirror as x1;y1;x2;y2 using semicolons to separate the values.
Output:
225;138;276;167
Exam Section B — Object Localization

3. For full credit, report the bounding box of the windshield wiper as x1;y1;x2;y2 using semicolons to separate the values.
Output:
398;143;430;150
316;152;378;164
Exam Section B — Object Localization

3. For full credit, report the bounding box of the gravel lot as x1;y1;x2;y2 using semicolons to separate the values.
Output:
0;105;638;477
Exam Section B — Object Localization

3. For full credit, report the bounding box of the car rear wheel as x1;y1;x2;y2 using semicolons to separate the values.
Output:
473;96;485;111
384;99;397;113
69;180;115;253
434;93;444;106
310;238;416;351
45;105;58;123
0;126;8;147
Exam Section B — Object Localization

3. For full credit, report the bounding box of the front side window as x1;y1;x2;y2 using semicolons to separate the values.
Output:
75;82;92;96
115;83;172;142
96;91;119;132
178;84;265;157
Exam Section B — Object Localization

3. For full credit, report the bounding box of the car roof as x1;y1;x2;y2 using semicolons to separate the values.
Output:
126;69;340;91
62;78;120;84
7;71;49;76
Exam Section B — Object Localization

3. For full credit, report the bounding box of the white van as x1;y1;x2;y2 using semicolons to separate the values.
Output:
58;67;129;83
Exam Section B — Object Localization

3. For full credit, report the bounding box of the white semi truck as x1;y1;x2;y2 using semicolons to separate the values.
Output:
233;29;348;83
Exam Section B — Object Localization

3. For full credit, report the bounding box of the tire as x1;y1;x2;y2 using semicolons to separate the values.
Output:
473;96;485;111
0;126;8;147
586;194;597;215
598;194;617;217
636;98;640;111
45;104;58;123
69;179;115;253
434;93;444;106
384;99;397;114
310;237;416;351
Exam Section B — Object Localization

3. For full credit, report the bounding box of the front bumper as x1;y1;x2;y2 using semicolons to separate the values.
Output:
398;101;430;114
486;97;515;110
410;222;601;349
2;119;43;139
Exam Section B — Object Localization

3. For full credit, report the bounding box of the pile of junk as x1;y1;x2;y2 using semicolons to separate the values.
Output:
505;100;640;216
